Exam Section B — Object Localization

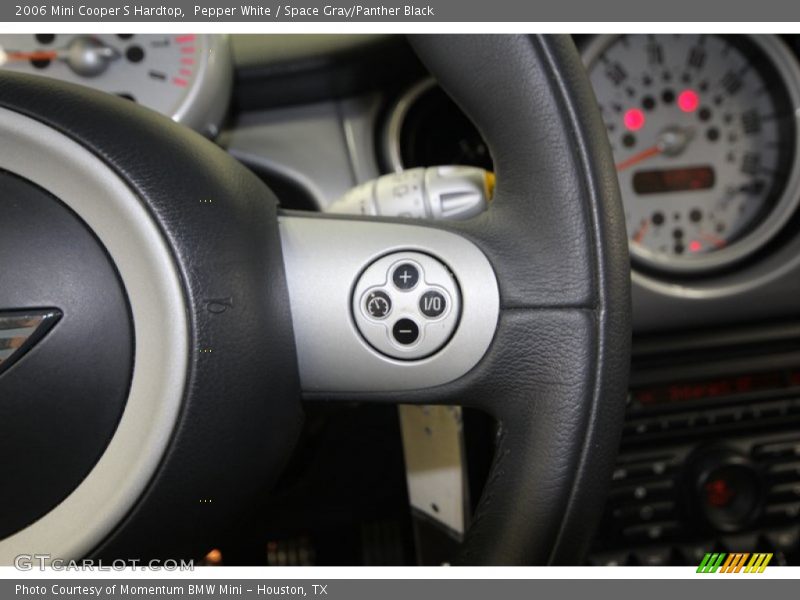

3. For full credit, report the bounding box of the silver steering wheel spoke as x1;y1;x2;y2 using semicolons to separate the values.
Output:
279;213;500;395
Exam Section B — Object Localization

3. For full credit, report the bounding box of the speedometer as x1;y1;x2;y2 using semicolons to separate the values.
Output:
583;35;800;273
0;34;231;135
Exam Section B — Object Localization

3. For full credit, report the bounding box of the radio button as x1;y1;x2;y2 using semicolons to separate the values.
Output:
634;547;673;566
621;521;681;543
764;502;800;524
690;450;761;532
677;541;715;565
767;461;800;482
768;482;800;503
753;439;800;460
612;501;675;524
609;479;674;503
764;525;800;553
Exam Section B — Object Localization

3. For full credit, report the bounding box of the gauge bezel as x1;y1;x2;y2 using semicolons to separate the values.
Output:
382;77;436;173
174;34;232;135
582;34;800;275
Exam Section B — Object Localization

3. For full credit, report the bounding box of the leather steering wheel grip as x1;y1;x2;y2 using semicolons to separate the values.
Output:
407;35;632;564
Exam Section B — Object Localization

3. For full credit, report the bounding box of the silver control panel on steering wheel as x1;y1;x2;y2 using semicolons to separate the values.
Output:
353;251;461;360
279;217;499;393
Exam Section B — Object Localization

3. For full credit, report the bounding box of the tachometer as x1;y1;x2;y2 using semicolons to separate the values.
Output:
583;35;800;273
0;34;231;135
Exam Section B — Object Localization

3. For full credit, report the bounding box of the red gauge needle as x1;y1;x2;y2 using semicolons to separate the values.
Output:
616;127;696;172
616;145;662;172
632;220;650;244
1;50;61;63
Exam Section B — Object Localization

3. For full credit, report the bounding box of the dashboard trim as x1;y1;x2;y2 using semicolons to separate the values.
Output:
382;76;436;173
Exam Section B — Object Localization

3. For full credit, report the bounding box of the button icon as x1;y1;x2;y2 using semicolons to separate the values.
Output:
364;290;391;319
419;290;447;318
392;263;419;290
392;318;420;345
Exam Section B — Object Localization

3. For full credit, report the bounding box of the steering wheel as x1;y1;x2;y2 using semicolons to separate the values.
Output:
0;35;629;566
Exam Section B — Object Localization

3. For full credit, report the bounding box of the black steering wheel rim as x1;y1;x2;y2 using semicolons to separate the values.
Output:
0;34;629;566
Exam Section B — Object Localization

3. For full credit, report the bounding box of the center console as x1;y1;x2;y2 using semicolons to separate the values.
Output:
590;323;800;566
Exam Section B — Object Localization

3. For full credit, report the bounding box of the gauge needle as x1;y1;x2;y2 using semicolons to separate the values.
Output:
0;49;63;65
616;127;696;172
616;145;662;172
0;39;119;71
632;220;650;244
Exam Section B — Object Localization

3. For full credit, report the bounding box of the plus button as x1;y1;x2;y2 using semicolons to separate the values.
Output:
391;263;420;290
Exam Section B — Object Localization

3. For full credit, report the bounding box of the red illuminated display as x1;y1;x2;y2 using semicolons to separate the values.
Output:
632;165;715;195
633;370;794;406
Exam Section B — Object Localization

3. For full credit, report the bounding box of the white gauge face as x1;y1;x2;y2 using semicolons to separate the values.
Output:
0;34;231;132
584;34;800;274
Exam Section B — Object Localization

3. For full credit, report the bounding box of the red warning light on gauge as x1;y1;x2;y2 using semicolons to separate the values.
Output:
624;108;646;131
678;89;700;113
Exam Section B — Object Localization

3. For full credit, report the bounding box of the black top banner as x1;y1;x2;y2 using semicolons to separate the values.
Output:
3;0;800;22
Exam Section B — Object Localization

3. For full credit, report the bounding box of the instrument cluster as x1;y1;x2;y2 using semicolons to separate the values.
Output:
384;34;800;278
